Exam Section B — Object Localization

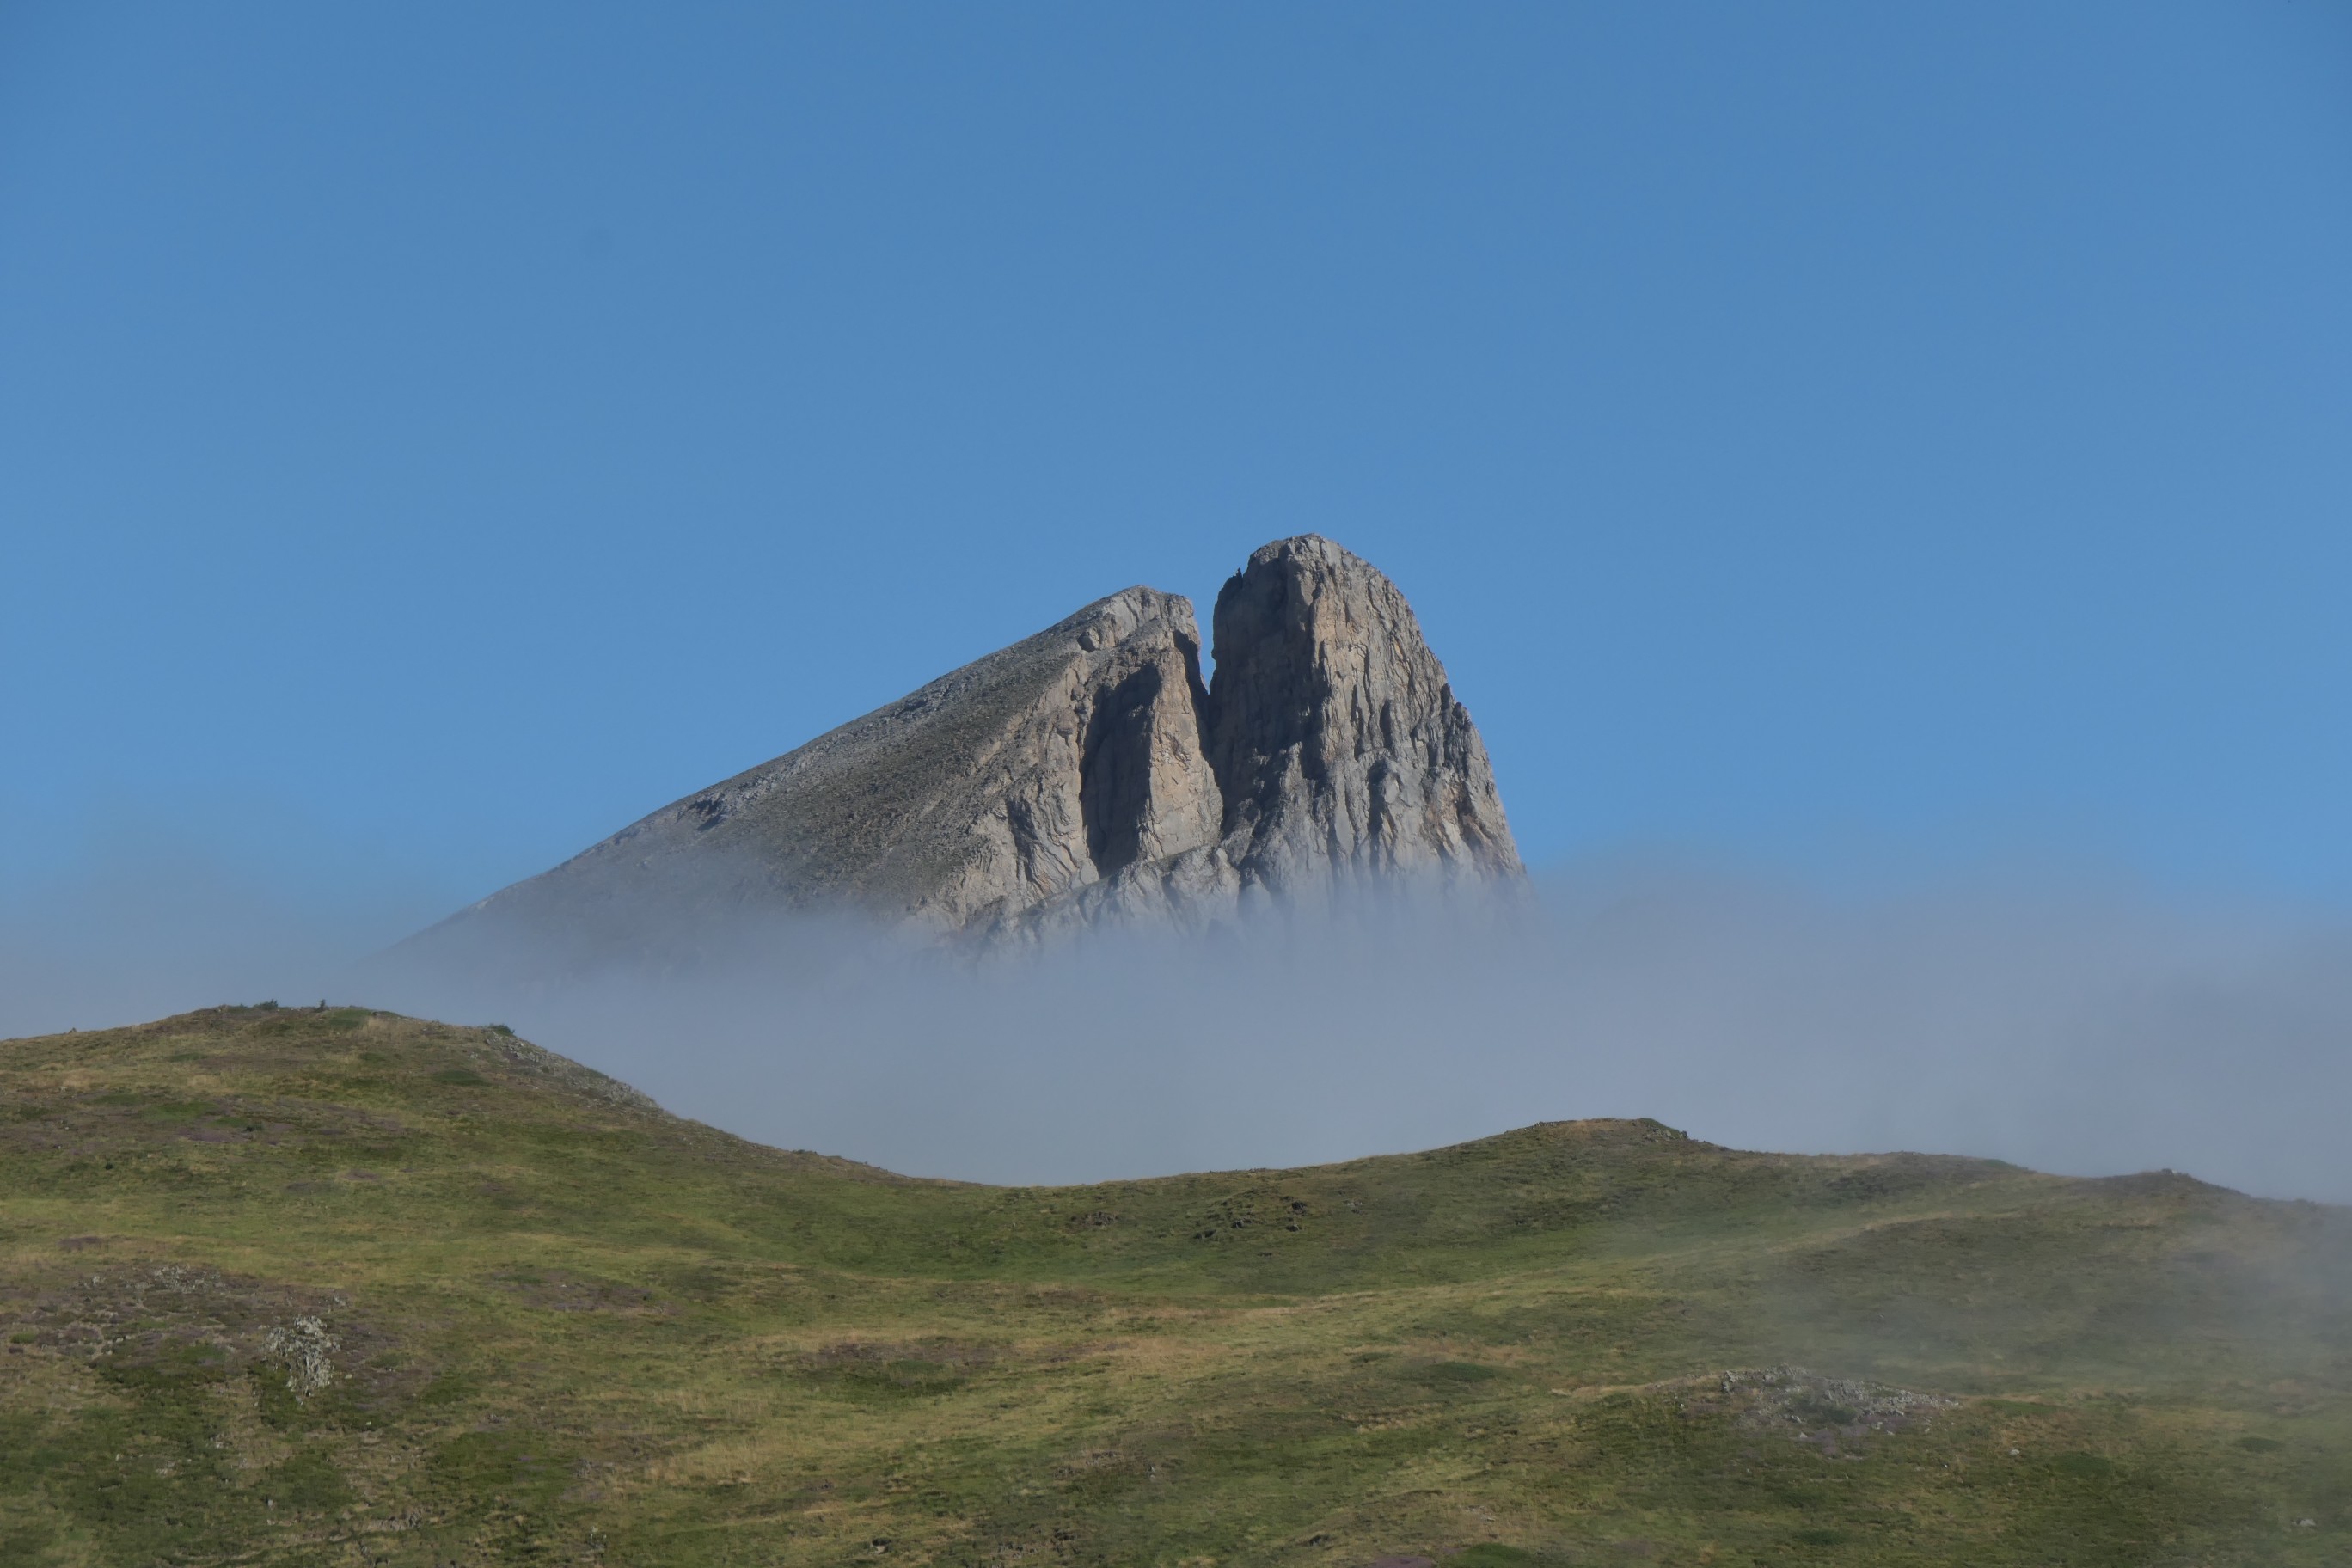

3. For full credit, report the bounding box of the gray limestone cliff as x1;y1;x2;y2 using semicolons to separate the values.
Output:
1210;535;1518;896
396;536;1519;971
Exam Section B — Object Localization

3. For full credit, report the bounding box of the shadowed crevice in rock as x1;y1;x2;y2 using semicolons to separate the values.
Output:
1080;650;1216;879
388;536;1519;975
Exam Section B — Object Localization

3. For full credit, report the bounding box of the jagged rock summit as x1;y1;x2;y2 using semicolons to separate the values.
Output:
404;536;1519;967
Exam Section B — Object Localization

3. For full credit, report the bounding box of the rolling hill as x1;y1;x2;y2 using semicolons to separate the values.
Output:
1;1004;2345;1565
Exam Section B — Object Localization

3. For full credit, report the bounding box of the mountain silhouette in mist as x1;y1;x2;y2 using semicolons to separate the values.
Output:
395;536;1520;971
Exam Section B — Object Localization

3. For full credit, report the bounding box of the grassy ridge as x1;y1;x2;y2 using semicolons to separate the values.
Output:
0;1005;2344;1565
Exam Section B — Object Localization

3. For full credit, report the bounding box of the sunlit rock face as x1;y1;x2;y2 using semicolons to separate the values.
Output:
1205;534;1521;897
395;536;1521;971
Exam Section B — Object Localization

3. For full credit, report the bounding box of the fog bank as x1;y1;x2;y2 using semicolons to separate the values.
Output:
365;867;2350;1201
6;853;2346;1202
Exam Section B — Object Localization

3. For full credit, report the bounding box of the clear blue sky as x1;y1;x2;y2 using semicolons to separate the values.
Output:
5;2;2349;918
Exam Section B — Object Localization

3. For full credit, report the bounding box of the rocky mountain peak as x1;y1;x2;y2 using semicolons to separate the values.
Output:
396;538;1520;971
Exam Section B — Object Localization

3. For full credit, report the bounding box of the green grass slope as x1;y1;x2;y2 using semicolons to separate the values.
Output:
0;1006;2344;1566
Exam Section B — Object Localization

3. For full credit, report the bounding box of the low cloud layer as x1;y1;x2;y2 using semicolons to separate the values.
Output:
7;854;2348;1202
363;867;2352;1201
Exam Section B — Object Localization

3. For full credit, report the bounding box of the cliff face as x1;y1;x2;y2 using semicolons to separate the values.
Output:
1206;536;1519;895
399;536;1519;970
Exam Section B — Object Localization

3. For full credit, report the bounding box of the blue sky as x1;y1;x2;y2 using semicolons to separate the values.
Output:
4;1;2350;922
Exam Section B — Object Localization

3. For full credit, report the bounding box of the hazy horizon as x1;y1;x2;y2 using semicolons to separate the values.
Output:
7;846;2346;1206
5;6;2347;1210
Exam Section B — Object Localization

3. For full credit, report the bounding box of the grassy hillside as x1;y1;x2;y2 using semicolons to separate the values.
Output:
0;1005;2344;1566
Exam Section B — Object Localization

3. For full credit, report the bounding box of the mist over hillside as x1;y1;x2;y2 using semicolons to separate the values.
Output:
357;867;2352;1198
8;1000;2341;1564
14;842;2336;1199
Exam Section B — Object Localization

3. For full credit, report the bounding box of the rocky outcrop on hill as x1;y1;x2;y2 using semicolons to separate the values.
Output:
397;536;1519;969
